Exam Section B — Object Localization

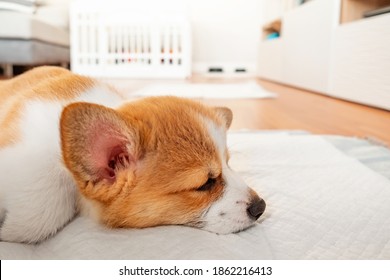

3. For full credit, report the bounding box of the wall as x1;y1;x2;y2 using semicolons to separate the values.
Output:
186;0;263;74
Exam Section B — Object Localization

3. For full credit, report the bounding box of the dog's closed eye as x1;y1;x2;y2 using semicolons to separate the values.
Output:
196;177;217;192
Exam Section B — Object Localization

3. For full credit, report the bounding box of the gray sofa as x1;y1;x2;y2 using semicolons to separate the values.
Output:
0;0;70;76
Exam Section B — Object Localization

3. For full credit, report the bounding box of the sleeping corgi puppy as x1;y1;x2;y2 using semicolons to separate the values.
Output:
0;66;266;243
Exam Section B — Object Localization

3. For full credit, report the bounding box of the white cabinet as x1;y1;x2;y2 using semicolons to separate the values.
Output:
258;39;283;82
330;14;390;110
282;0;340;93
258;0;390;110
258;0;340;93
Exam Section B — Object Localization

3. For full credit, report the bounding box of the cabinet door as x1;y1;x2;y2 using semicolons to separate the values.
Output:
258;39;283;83
282;0;340;93
330;14;390;110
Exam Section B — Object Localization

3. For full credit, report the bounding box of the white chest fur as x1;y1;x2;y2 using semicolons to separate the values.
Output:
0;85;123;243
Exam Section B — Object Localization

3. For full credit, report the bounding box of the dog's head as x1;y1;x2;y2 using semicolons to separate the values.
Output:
60;96;265;234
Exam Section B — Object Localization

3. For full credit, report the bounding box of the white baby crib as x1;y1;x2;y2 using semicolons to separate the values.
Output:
70;0;191;78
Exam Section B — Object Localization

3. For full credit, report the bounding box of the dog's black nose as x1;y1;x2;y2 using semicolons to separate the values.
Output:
247;198;266;220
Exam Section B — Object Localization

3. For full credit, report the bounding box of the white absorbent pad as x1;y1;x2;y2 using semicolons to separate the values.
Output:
1;132;389;259
132;82;276;99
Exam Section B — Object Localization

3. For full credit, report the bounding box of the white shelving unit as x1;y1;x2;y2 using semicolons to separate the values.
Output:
258;38;283;82
282;0;339;93
258;0;390;110
330;10;390;109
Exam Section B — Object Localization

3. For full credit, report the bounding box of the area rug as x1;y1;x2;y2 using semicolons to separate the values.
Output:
131;81;277;99
1;132;389;259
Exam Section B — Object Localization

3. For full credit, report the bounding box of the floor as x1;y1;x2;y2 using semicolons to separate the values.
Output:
200;77;390;146
110;75;390;147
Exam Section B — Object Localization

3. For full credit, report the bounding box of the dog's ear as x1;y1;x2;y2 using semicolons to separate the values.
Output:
60;102;140;183
214;107;233;129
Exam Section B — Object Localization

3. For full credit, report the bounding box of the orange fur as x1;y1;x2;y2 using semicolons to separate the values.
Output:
0;66;95;147
61;97;229;228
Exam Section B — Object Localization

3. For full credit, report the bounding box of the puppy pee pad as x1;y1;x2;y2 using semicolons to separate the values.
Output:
132;82;277;99
1;132;390;259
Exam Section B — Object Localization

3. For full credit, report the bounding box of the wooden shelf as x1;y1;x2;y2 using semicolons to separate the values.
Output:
341;0;390;24
262;19;282;40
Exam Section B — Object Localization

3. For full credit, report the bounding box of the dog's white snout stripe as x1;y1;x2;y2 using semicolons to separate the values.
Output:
200;117;258;234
